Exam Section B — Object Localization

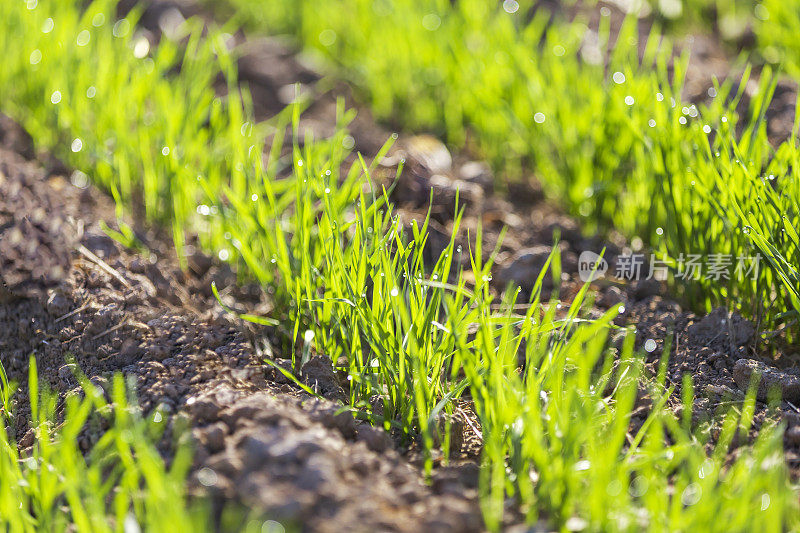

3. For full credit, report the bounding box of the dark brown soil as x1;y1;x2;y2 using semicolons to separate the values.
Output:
3;1;800;531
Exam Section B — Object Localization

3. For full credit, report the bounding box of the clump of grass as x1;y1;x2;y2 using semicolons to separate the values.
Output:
216;0;800;334
0;358;206;531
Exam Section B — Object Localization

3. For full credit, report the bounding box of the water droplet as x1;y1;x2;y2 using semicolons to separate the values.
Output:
29;49;42;65
707;87;717;98
624;96;634;106
50;91;62;104
422;13;441;30
86;86;96;98
612;71;626;84
76;30;91;47
656;92;664;102
644;338;657;352
703;124;711;134
218;249;230;261
161;146;170;156
533;112;546;124
681;483;702;506
324;187;331;194
319;29;337;46
71;138;83;153
503;0;520;13
133;37;150;58
251;193;258;201
196;205;210;216
113;19;130;38
679;116;687;125
648;119;656;127
618;305;626;314
42;18;54;33
92;13;106;27
390;287;399;297
197;468;217;487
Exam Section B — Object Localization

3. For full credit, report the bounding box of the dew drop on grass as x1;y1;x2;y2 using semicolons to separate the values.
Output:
251;193;258;201
656;92;664;101
92;13;106;27
618;304;626;314
197;205;210;216
707;87;717;98
624;96;634;106
161;146;170;156
422;13;441;31
296;159;303;167
324;187;331;194
26;0;37;10
86;86;96;98
218;249;230;261
70;138;82;152
50;90;62;104
553;45;565;56
648;119;656;127
761;493;771;511
29;49;42;65
133;37;150;58
703;124;711;134
42;17;54;33
742;226;751;235
76;30;90;46
318;29;337;46
655;227;663;236
113;19;130;38
679;116;687;125
390;287;399;297
644;338;657;352
534;112;545;123
503;0;520;14
262;520;285;533
152;411;162;423
600;6;611;16
681;483;702;506
612;71;625;84
721;116;728;123
343;135;355;149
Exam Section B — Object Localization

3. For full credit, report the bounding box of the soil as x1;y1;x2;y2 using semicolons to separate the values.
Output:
3;0;800;531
